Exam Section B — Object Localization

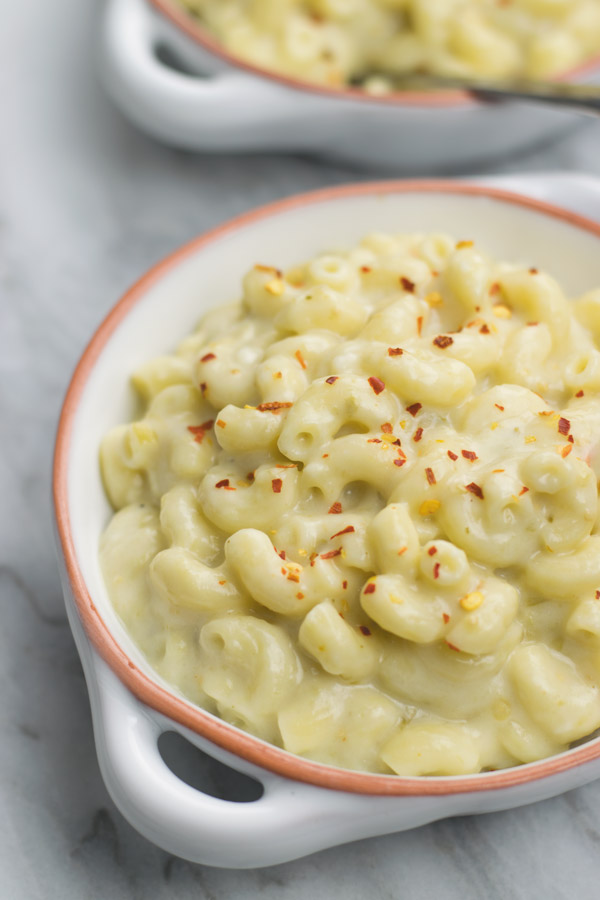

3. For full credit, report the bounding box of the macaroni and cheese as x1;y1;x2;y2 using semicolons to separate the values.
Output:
177;0;600;88
100;231;600;776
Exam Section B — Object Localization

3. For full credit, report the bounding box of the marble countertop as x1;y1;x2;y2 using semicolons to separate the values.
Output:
4;1;600;896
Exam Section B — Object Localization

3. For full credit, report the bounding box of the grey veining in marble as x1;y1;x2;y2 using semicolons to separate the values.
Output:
3;1;600;897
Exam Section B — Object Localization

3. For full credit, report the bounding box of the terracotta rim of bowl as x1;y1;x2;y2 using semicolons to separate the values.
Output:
54;180;600;796
147;0;600;109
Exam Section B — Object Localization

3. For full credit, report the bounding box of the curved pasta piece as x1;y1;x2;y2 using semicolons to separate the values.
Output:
498;269;571;342
369;503;420;576
298;600;379;681
160;484;225;564
525;535;600;598
373;346;476;407
360;574;447;644
445;576;519;655
200;615;301;741
199;463;300;532
213;404;286;453
381;720;481;776
150;547;247;615
275;285;368;337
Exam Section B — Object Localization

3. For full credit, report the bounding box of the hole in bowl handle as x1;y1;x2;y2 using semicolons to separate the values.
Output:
99;0;311;151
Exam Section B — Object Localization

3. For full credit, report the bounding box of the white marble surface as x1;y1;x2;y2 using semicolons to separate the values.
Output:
4;0;600;896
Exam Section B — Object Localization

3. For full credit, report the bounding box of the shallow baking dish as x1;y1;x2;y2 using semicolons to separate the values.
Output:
54;178;600;869
99;0;600;171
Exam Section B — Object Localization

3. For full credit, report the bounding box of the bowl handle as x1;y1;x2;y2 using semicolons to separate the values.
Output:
100;0;318;151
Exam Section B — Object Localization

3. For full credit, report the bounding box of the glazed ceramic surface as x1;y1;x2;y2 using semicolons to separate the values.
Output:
54;179;600;868
99;0;600;171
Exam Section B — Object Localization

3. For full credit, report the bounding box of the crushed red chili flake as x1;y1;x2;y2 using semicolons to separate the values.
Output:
425;467;436;485
393;458;406;468
381;422;393;434
359;625;372;636
442;613;450;624
406;403;422;417
495;404;504;411
596;590;600;599
393;439;403;447
296;592;304;600
330;525;355;540
368;438;382;444
413;427;424;443
489;283;500;296
215;479;232;489
417;316;423;336
480;324;490;334
568;434;574;444
287;572;300;583
558;417;571;436
256;401;293;413
433;562;441;579
446;641;460;652
447;450;458;461
342;580;348;589
246;471;255;482
527;322;539;327
529;267;539;274
466;482;484;499
400;277;415;292
361;266;372;273
278;550;286;560
576;390;584;398
187;419;214;443
271;478;283;493
328;502;343;514
433;335;454;349
428;546;438;556
216;419;226;428
325;376;338;384
309;552;318;566
295;349;307;370
519;486;529;496
368;376;385;394
461;450;478;461
276;463;297;469
200;382;207;395
320;548;342;560
364;583;376;594
218;579;226;586
388;347;403;357
200;353;216;363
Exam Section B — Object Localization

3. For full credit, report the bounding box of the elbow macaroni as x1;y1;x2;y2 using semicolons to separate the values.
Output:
178;0;600;89
101;229;600;775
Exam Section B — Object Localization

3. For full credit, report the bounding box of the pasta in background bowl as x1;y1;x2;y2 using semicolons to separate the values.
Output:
54;181;600;867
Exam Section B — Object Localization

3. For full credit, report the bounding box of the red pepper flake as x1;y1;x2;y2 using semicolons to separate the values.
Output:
359;625;372;636
433;562;441;579
215;479;235;490
561;444;573;458
271;478;283;494
447;450;458;461
489;282;500;296
296;592;304;600
187;419;215;442
320;548;342;560
278;550;286;560
364;583;376;595
433;335;454;349
527;322;539;327
381;422;393;434
368;376;385;395
200;382;208;397
309;552;318;566
216;419;226;429
480;324;490;334
328;501;343;515
417;316;423;336
393;458;406;468
576;390;584;398
392;439;402;447
494;404;504;412
330;525;355;540
413;427;424;443
286;572;300;583
276;463;297;469
295;349;307;370
397;546;408;556
368;438;382;444
388;347;403;357
406;403;422;417
465;482;484;499
361;266;372;273
325;376;338;384
256;401;293;413
428;546;438;556
529;267;538;274
246;471;255;482
342;580;348;590
446;641;460;652
200;353;216;363
442;613;450;624
558;417;570;436
400;277;415;293
519;486;529;496
596;590;600;600
461;450;478;461
568;434;574;444
322;453;329;459
425;467;436;485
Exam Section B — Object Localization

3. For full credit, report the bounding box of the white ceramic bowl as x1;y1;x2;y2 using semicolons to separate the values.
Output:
54;179;600;868
99;0;600;171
